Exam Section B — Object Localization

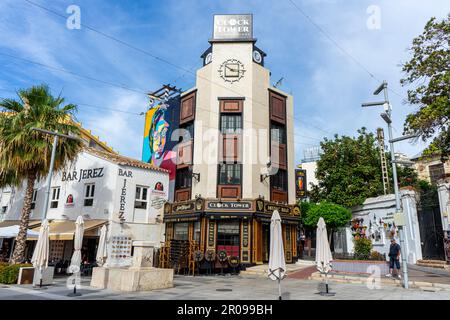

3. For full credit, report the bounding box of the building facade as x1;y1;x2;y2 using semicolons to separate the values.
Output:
157;15;300;266
0;148;169;265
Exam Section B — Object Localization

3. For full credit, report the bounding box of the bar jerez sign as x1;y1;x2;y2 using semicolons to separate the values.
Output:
213;14;253;40
61;167;104;182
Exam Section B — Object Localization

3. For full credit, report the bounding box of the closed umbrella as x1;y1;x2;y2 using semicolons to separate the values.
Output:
268;210;286;300
315;217;334;295
96;225;107;267
69;215;84;273
68;215;84;297
31;219;49;288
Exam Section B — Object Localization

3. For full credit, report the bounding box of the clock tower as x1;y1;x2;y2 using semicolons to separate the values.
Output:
163;14;299;267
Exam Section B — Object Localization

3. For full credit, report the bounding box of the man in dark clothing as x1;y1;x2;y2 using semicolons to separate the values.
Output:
386;238;401;279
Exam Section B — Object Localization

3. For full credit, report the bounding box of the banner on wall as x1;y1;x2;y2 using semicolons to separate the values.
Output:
295;169;307;200
142;95;180;201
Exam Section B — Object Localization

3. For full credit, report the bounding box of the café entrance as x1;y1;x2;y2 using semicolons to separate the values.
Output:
262;223;270;263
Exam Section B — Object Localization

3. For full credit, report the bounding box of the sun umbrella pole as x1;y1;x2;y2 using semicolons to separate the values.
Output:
278;269;282;300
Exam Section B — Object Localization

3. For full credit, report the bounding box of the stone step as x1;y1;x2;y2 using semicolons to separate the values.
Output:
417;259;446;265
416;262;447;269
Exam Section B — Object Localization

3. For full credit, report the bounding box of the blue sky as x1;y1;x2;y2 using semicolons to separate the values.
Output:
0;0;448;163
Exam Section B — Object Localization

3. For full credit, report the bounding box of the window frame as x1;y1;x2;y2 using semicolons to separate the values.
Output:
50;187;60;208
218;163;242;185
271;169;288;192
134;185;149;210
30;189;38;210
220;113;242;135
84;183;95;207
175;167;192;189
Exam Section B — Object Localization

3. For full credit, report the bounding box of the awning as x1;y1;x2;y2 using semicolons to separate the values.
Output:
31;219;107;240
0;220;41;228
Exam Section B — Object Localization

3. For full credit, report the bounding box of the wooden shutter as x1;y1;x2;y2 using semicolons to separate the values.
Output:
271;189;288;203
269;91;286;124
176;140;193;167
180;92;196;124
220;100;243;113
270;142;287;170
175;188;191;202
217;185;241;198
219;134;241;162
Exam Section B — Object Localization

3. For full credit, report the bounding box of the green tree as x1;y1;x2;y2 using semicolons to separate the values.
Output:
310;128;384;207
0;84;83;264
401;15;450;160
302;201;352;243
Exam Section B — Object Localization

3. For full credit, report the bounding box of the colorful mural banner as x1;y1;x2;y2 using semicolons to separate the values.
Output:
295;169;307;200
142;96;180;200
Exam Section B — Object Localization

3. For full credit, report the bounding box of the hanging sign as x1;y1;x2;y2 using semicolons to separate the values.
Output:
295;169;307;200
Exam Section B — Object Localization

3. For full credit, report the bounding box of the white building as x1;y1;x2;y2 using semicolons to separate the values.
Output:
0;147;169;265
298;160;318;192
334;189;423;264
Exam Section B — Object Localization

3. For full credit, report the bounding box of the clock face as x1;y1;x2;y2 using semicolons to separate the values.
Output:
253;50;262;64
205;52;212;65
218;59;246;83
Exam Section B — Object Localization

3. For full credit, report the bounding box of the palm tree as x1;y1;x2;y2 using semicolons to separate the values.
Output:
0;84;83;264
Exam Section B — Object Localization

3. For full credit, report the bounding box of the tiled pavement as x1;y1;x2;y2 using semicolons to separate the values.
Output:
1;273;450;300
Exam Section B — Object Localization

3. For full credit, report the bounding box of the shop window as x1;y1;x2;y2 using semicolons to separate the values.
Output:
50;187;60;208
174;222;189;240
194;221;201;242
429;163;445;184
271;123;286;144
179;122;194;142
30;189;38;210
271;170;287;191
84;183;95;207
218;164;242;185
220;114;242;134
134;186;148;209
175;167;192;189
217;220;240;258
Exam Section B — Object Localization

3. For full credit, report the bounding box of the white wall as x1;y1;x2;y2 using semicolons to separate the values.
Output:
437;182;450;231
301;161;318;192
351;190;422;263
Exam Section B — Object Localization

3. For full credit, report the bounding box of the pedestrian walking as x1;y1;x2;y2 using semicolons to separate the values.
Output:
386;238;401;279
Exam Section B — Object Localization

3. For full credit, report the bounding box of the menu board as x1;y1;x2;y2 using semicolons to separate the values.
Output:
109;236;132;267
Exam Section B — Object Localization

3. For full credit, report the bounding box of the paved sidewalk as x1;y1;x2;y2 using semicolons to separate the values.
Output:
1;274;450;300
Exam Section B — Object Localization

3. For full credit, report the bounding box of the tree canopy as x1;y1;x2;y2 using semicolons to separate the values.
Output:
301;201;352;230
310;128;384;208
0;84;83;264
401;15;450;160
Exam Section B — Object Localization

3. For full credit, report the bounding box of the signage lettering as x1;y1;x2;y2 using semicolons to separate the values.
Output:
62;167;104;182
213;14;253;40
118;168;133;178
118;179;127;221
207;201;252;210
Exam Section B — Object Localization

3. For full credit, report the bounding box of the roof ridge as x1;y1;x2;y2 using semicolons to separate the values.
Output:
83;147;170;173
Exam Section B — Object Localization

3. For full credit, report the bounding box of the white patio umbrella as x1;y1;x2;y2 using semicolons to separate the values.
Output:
268;210;286;300
69;215;84;273
96;225;108;266
31;219;49;287
315;217;334;295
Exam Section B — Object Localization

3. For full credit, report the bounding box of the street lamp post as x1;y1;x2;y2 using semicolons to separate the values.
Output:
31;128;82;222
362;81;415;289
